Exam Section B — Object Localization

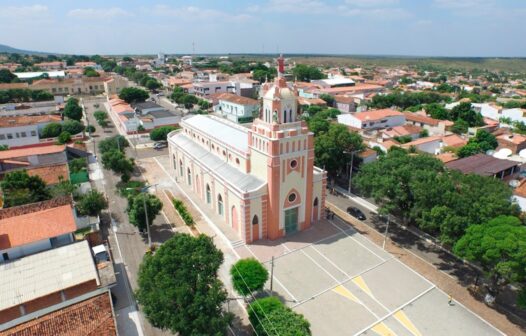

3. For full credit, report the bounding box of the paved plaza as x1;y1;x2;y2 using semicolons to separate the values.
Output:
235;217;503;336
151;155;505;336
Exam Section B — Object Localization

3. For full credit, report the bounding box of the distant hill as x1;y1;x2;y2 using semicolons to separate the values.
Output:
0;44;56;56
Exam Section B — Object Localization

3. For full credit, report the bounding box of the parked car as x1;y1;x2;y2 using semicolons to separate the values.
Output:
153;141;168;149
346;206;366;220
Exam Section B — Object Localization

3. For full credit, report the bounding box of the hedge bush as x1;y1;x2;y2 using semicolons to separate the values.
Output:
172;199;195;226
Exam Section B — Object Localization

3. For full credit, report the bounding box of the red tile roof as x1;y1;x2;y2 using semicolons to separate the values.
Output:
26;164;70;185
216;93;258;105
353;109;403;122
0;115;61;128
0;197;76;249
0;145;65;160
403;112;442;126
1;292;116;336
442;134;467;148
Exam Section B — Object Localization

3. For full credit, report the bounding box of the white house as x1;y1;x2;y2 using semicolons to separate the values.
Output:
0;114;62;148
337;109;405;130
193;81;234;99
214;93;259;123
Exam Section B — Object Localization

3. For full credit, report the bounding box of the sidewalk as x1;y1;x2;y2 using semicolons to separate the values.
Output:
326;202;525;336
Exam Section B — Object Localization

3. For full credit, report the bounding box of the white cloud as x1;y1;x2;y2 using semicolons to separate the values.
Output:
150;5;251;22
0;4;48;17
345;0;399;7
247;0;330;14
338;5;411;19
67;8;133;19
433;0;494;10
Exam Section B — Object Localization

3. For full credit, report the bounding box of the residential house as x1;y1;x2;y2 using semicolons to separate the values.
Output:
403;112;453;136
446;153;521;180
193;81;234;99
401;136;443;154
381;125;422;140
337;109;405;130
31;77;108;95
33;61;66;71
0;197;77;262
0;114;62;148
334;95;357;113
103;74;129;96
497;133;526;154
132;101;180;132
0;145;69;184
441;134;467;149
107;97;139;134
213;93;259;123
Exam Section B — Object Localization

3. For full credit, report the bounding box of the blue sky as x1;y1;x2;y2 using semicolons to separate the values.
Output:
0;0;525;56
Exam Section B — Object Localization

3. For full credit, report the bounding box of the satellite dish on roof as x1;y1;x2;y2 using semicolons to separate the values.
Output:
499;148;513;157
519;149;526;158
509;180;520;188
486;150;495;156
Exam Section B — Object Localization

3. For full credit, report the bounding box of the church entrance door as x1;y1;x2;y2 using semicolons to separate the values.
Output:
284;207;298;234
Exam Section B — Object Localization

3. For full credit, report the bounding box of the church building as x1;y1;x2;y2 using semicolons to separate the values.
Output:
167;55;327;243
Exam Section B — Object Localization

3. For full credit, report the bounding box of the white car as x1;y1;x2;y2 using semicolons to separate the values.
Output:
92;244;110;263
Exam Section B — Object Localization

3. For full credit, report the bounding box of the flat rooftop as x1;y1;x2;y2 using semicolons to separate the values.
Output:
0;240;99;312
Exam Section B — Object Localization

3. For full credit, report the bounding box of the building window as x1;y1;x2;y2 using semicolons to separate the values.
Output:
217;194;224;215
173;155;177;171
0;134;5;140
7;133;13;139
235;158;240;165
252;215;259;225
288;192;297;203
222;150;226;157
290;159;298;169
179;160;183;176
206;184;211;204
31;130;37;136
20;132;27;137
313;197;319;206
187;168;192;185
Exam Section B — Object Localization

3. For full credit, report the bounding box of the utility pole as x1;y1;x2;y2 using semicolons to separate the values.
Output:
142;193;151;248
270;256;275;293
349;151;354;194
382;214;390;250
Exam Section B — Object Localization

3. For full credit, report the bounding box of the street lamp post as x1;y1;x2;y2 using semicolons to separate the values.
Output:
382;214;390;250
343;150;357;194
127;184;158;248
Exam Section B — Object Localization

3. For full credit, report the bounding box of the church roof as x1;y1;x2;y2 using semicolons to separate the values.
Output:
170;133;266;193
182;115;249;153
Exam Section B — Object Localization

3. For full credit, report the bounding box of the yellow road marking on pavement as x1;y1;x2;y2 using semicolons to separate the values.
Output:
332;285;360;303
393;310;422;336
371;322;398;336
352;275;374;297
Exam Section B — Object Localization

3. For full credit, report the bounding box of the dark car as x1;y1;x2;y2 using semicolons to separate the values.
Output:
346;206;366;220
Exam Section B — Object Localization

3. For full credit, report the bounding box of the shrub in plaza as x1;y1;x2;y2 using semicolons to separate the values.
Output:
62;120;85;135
248;296;311;336
230;258;269;296
98;135;129;154
172;198;195;226
93;110;108;122
136;234;232;335
64;97;83;121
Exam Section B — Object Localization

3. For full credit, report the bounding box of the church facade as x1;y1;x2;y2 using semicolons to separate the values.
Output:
168;56;327;243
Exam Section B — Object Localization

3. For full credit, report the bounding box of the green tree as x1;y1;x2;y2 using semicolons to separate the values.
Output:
136;234;232;335
83;67;100;77
86;125;96;133
319;94;335;107
424;103;450;120
0;69;16;83
62;120;85;135
101;150;134;179
127;193;162;231
181;94;198;109
248;297;311;336
1;170;50;207
354;150;517;244
98;135;129;154
450;102;484;127
69;158;87;173
57;131;71;144
77;190;108;217
292;64;324;82
119;87;149;104
230;258;269;296
145;78;161;90
64;97;83;121
454;216;526;296
150;126;178;141
314;124;364;175
469;129;498;152
458;143;482;158
308;117;330;136
451;119;469;134
93;110;108;121
41;122;63;138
